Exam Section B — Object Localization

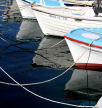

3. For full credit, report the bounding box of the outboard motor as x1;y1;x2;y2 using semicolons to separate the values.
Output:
92;0;102;16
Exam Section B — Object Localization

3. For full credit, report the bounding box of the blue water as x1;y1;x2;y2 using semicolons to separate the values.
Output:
0;1;100;108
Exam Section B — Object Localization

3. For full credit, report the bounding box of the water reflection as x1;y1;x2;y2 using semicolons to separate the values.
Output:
3;0;21;22
65;69;102;101
32;36;73;69
0;1;98;107
16;19;44;40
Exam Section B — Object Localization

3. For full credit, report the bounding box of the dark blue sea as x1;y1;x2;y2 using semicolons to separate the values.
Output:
0;0;101;108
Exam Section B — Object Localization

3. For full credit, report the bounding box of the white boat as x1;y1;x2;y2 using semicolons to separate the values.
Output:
16;0;66;19
64;28;102;70
32;3;102;37
16;0;38;19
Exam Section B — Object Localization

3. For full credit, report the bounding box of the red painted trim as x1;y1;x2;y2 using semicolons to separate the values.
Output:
75;63;102;70
64;36;102;49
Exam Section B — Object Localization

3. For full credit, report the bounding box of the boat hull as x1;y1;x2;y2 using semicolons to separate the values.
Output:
33;6;102;37
65;37;102;70
16;0;36;19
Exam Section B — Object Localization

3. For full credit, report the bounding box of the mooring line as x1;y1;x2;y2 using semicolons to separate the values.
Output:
37;39;65;50
0;38;99;107
0;61;74;86
0;37;98;107
0;66;94;108
0;36;9;44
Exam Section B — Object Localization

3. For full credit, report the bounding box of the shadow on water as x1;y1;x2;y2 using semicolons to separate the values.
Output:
0;0;101;108
65;69;102;101
32;36;73;70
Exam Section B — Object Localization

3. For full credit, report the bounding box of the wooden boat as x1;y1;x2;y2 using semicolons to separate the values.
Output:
16;0;66;19
32;3;102;37
16;0;38;19
64;28;102;70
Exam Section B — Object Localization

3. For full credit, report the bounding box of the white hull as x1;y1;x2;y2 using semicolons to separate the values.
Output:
65;38;102;70
16;0;36;19
32;5;102;37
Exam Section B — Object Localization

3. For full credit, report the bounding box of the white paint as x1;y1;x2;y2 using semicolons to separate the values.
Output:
95;97;102;108
65;38;102;64
16;0;36;19
33;6;102;37
82;33;100;39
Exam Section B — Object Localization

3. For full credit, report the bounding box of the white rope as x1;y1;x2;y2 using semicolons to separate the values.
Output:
0;66;94;108
0;38;98;107
38;39;65;50
0;36;9;44
0;39;97;107
0;62;74;86
0;37;68;86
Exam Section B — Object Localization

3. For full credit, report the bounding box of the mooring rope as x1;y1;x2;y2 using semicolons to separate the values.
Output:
0;31;65;51
0;34;99;107
0;37;98;107
0;36;9;44
37;39;65;50
0;8;101;106
0;66;94;108
0;37;67;86
0;32;67;70
0;63;73;86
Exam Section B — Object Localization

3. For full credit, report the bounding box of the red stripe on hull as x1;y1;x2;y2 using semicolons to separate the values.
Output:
75;63;102;70
64;36;102;49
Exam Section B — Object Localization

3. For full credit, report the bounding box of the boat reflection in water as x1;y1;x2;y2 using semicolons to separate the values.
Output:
3;0;22;22
65;69;102;101
16;19;44;40
32;36;73;70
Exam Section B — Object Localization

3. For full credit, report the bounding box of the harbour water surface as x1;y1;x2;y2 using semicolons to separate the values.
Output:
0;0;101;108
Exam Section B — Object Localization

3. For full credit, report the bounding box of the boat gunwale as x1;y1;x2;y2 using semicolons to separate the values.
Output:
64;36;102;49
32;4;102;22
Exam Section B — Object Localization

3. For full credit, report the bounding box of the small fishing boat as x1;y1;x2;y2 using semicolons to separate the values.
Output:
16;0;38;19
31;2;102;37
16;0;66;19
64;28;102;70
